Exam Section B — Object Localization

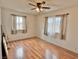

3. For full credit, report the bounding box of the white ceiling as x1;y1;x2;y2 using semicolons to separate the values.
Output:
0;0;77;15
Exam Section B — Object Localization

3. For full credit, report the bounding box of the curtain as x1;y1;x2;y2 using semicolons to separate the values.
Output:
11;15;27;34
22;16;27;33
55;15;65;39
44;14;68;39
61;14;68;39
44;17;48;35
11;15;17;34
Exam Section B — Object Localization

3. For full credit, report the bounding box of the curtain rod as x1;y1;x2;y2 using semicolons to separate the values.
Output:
45;13;69;18
56;13;69;16
11;14;26;17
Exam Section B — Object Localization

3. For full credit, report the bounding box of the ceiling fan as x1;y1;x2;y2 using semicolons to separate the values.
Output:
29;1;50;12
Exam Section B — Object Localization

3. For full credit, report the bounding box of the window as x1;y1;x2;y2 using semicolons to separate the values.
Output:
11;15;27;34
16;16;26;30
47;16;62;36
44;14;68;39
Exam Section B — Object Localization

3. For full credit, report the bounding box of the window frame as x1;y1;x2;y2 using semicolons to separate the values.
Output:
44;13;69;40
11;14;27;34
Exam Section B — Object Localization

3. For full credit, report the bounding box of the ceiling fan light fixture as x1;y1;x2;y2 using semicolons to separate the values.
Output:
36;8;43;12
40;8;43;11
36;8;40;12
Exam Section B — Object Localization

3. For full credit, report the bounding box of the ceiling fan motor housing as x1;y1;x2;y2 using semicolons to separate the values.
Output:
37;3;42;8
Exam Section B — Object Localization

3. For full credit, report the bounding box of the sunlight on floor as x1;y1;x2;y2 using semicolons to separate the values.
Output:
15;46;24;59
45;49;58;59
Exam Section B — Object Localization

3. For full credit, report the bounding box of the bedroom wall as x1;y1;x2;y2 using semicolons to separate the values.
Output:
1;7;37;41
36;6;78;53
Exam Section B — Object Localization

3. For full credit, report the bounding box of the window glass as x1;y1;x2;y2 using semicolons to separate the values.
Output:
47;16;62;36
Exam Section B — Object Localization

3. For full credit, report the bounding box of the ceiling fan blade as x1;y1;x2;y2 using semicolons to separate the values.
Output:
42;7;50;9
31;8;36;10
42;1;46;4
29;3;36;7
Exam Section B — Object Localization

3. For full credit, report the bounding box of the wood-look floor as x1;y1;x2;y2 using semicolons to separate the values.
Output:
7;37;77;59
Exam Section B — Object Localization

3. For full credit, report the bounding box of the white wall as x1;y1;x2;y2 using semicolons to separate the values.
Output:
36;6;78;53
1;7;37;41
0;0;2;7
0;7;2;59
